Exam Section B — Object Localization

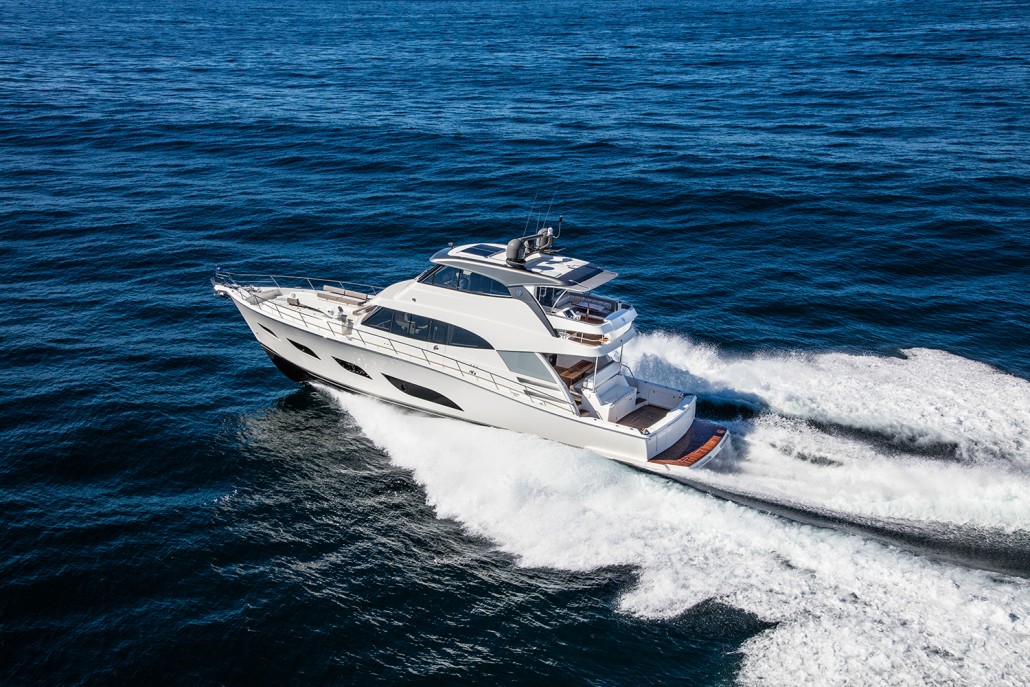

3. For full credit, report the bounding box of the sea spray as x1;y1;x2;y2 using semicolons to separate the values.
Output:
626;332;1030;467
326;389;1030;686
625;332;1030;537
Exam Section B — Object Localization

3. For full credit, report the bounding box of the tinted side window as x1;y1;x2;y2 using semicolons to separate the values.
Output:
468;272;510;296
362;307;491;349
417;264;441;282
449;325;492;349
429;320;449;345
408;313;432;341
363;307;394;332
498;351;553;380
389;310;413;336
430;266;462;289
426;266;509;297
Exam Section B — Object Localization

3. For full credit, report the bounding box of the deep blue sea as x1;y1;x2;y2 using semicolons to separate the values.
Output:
2;0;1029;684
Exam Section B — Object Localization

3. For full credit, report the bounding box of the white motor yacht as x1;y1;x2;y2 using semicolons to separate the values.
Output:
213;227;730;476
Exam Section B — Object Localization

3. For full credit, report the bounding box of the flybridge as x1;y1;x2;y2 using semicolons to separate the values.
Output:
430;227;618;292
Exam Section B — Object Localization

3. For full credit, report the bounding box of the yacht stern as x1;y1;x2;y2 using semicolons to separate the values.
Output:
647;419;729;470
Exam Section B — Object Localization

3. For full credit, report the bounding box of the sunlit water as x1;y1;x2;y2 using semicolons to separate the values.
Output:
2;0;1028;685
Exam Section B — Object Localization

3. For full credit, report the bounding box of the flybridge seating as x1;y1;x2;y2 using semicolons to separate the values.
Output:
544;291;637;348
540;290;630;324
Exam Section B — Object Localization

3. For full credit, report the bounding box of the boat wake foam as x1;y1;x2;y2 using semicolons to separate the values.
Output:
625;332;1030;469
626;333;1030;533
320;337;1030;685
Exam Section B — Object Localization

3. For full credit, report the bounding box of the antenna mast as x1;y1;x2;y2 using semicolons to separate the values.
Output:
523;192;539;237
541;189;557;228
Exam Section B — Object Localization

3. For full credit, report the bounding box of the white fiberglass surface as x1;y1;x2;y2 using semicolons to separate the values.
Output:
326;370;1029;685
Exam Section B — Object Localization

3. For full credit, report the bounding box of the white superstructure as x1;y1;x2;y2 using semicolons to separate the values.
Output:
213;227;730;476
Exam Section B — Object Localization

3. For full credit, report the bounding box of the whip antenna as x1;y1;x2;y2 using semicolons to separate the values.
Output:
523;192;539;236
542;189;557;228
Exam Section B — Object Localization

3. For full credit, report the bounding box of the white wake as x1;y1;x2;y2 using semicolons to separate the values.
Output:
626;333;1030;529
625;332;1030;468
322;338;1030;685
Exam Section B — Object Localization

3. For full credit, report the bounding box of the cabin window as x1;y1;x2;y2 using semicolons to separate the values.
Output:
467;272;511;296
426;265;461;289
389;310;412;335
391;311;420;337
383;374;462;410
362;307;394;332
447;324;493;349
420;265;510;297
498;351;554;381
361;307;493;349
429;320;449;345
408;313;432;341
387;311;434;342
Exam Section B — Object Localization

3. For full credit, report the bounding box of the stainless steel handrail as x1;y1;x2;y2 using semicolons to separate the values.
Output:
213;270;383;296
219;273;575;414
347;327;574;414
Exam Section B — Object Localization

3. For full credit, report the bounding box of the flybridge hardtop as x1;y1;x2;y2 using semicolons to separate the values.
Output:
430;235;619;292
213;226;730;477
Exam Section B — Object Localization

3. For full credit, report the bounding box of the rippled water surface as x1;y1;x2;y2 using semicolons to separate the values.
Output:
2;1;1029;685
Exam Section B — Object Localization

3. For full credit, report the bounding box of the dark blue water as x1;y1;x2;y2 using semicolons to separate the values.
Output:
3;1;1029;684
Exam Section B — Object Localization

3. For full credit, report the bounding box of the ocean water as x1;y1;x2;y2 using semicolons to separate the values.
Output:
2;0;1029;684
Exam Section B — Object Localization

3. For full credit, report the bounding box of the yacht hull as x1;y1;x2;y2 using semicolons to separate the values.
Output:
232;301;683;464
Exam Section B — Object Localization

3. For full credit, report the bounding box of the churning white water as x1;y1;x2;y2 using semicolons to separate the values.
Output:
324;336;1030;685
